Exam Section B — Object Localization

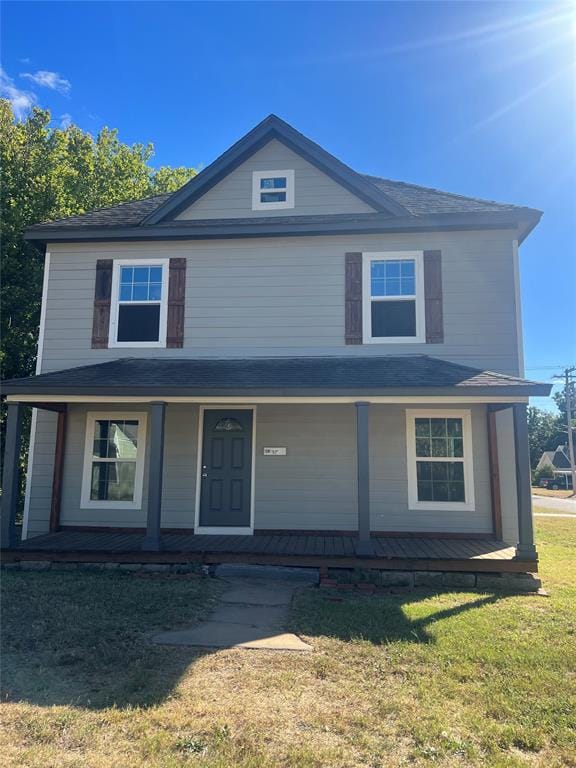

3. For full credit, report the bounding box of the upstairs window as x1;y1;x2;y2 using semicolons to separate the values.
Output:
362;252;425;343
252;170;295;210
109;259;169;347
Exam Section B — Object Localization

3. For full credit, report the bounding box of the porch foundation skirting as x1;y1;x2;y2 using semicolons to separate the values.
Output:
0;558;542;593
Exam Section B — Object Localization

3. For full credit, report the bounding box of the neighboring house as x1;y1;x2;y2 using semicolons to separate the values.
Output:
536;445;574;488
1;115;551;577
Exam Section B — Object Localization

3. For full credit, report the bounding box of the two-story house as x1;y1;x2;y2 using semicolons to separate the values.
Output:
2;115;550;580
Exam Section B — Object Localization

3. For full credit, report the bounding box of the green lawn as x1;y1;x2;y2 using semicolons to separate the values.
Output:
2;518;575;767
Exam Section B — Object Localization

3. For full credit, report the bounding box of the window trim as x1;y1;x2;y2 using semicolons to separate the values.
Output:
80;411;148;510
109;258;169;348
252;170;295;211
406;409;475;512
362;251;425;344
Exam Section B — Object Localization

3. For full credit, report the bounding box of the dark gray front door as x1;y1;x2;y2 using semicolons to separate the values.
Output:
199;409;253;528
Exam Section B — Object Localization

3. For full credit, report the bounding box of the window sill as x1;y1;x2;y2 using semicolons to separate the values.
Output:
80;501;142;511
251;202;295;211
109;341;167;349
408;501;476;513
362;336;425;344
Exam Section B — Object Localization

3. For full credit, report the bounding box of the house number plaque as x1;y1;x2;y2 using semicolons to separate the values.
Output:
263;447;287;456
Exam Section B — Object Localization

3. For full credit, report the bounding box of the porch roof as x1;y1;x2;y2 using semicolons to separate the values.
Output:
2;355;551;398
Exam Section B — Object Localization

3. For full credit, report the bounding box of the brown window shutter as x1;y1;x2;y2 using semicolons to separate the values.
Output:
91;259;113;348
423;250;444;343
345;252;363;344
167;257;186;348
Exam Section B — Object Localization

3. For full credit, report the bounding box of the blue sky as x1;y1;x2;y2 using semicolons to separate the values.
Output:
2;1;574;409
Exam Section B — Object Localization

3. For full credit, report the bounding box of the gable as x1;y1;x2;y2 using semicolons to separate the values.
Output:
175;139;377;220
552;448;571;469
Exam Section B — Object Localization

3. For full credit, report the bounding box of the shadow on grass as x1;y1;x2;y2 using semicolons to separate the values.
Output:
1;569;224;711
289;588;502;645
2;570;503;711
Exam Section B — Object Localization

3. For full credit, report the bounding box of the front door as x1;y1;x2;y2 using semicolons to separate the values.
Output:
199;409;253;529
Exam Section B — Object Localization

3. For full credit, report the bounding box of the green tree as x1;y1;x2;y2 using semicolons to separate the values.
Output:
0;100;196;509
533;462;555;486
527;406;565;469
553;379;576;427
0;100;196;382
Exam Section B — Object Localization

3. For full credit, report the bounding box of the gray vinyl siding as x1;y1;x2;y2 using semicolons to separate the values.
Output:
26;402;495;537
42;229;520;375
369;404;492;534
257;404;492;534
58;404;199;529
175;139;376;219
255;405;358;530
24;409;57;539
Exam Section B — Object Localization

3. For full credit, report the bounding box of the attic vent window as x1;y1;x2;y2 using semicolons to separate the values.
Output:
252;170;294;211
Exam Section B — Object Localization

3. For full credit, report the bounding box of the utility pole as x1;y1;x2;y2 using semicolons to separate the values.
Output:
554;366;576;496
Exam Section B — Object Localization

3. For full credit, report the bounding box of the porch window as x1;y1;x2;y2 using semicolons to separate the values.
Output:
406;410;475;511
81;412;147;509
252;170;295;210
109;259;169;347
362;252;425;343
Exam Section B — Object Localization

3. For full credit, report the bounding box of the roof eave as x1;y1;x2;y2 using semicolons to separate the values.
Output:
2;384;552;398
24;209;541;244
517;209;543;244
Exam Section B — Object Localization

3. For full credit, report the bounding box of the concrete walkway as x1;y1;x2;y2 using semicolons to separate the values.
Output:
534;512;576;518
532;495;576;513
152;566;314;651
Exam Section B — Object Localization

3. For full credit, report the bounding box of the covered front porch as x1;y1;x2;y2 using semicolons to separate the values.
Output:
1;356;549;572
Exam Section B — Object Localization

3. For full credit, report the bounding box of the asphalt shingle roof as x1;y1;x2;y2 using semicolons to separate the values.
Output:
3;355;550;396
27;174;535;232
363;175;523;216
29;193;173;230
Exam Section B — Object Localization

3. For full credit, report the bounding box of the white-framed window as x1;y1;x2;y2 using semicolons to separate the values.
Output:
109;259;169;347
81;412;147;509
406;409;475;512
362;251;425;343
252;170;295;210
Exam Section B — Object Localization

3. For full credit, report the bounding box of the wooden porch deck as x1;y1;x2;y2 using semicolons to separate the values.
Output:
4;530;535;573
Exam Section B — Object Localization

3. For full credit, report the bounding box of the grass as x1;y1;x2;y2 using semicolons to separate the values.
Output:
1;518;575;768
532;487;574;500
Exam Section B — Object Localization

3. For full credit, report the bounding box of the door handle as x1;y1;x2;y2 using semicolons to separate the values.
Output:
201;473;208;478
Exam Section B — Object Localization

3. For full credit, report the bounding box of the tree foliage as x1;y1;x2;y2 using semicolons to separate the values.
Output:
0;99;196;382
527;400;574;470
0;100;195;509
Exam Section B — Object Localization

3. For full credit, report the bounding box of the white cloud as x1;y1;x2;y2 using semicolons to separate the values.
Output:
19;57;31;64
21;70;71;95
59;113;72;129
0;67;36;119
